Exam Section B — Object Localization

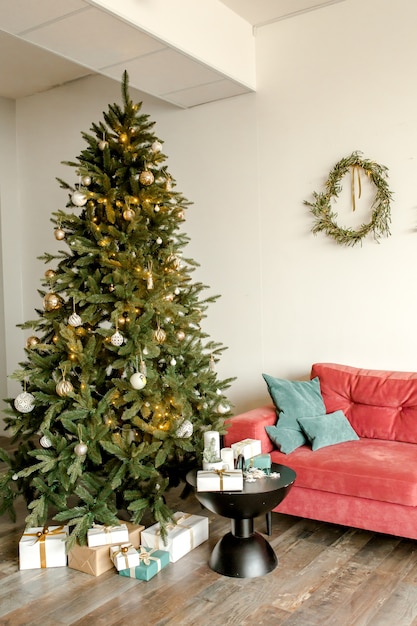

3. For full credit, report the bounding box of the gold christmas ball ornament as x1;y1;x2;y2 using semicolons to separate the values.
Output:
75;327;87;336
54;228;66;241
123;208;135;221
139;170;154;186
130;372;147;390
45;269;56;279
68;312;82;327
26;336;40;349
52;334;59;344
14;392;35;413
56;379;74;397
177;330;186;341
154;327;167;344
43;292;62;311
81;175;92;186
71;190;88;207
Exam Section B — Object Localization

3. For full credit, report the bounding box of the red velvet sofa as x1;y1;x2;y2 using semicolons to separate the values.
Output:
224;363;417;540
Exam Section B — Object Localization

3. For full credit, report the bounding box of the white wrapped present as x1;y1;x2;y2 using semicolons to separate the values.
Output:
197;469;243;492
19;525;68;570
110;543;140;571
141;512;208;563
231;438;262;460
87;522;129;547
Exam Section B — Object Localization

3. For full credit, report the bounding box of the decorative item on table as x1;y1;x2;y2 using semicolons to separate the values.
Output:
141;511;209;563
202;431;222;470
110;543;139;571
87;522;129;547
197;468;243;492
19;525;68;570
244;453;271;474
220;447;234;470
119;545;170;581
231;438;262;461
244;467;281;483
68;521;144;576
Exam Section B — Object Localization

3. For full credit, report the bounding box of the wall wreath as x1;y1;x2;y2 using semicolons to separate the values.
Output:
304;151;393;246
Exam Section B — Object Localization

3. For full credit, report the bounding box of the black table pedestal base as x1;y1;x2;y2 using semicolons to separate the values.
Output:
209;530;278;578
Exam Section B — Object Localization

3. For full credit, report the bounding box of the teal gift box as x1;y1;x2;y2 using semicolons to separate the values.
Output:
244;453;271;473
119;546;170;581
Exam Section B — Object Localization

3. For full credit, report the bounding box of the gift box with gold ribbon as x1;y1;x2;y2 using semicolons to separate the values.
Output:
196;468;243;492
110;543;140;571
141;512;209;563
119;546;170;581
87;522;129;547
68;521;144;576
244;453;271;474
19;525;68;570
231;438;262;460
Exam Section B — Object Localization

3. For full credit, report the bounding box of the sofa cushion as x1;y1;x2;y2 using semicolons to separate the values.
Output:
265;424;306;454
263;374;326;451
270;438;417;507
297;410;360;450
311;363;417;444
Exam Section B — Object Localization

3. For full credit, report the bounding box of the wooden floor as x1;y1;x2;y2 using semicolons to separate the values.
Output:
2;445;417;625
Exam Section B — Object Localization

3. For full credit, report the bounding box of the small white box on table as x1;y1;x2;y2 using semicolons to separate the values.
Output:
231;438;262;460
197;469;243;492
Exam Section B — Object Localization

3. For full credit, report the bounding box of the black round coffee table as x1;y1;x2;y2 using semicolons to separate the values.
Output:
186;463;296;578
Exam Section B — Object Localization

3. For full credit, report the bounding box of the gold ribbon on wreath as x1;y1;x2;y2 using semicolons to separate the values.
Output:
23;525;66;569
351;165;362;212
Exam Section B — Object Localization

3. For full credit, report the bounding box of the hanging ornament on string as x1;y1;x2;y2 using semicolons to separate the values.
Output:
139;352;147;376
139;163;154;186
123;199;135;221
43;292;62;311
68;299;82;327
71;188;88;207
209;354;216;372
154;323;167;344
56;369;74;397
81;174;91;186
26;336;40;349
14;387;35;413
40;434;52;448
130;371;147;390
151;140;162;153
74;425;88;456
98;133;108;151
176;419;193;438
146;262;154;290
216;402;230;415
110;321;124;346
54;223;66;241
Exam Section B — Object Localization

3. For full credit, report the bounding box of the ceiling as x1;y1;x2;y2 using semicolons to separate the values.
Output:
0;0;347;107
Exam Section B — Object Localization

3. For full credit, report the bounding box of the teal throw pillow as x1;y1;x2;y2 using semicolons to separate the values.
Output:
265;425;306;454
297;410;359;451
263;374;327;451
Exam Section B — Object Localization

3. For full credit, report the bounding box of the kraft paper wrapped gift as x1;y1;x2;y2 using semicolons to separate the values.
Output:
68;521;144;576
231;438;262;460
141;512;209;563
19;525;68;570
197;469;243;492
119;546;170;581
87;522;129;547
244;453;271;473
110;543;140;571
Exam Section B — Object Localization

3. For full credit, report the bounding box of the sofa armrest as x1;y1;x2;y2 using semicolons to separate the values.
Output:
223;404;276;453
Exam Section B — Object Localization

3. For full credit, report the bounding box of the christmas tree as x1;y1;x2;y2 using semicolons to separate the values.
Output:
0;72;233;547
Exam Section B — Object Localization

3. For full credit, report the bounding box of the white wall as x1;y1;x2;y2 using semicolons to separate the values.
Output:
2;0;417;426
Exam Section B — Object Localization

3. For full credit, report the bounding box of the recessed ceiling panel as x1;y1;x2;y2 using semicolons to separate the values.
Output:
0;0;88;34
163;79;253;108
23;6;165;69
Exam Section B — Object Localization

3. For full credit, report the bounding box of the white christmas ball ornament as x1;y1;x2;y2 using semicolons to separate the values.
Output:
81;175;91;186
40;435;52;448
176;419;193;438
14;392;35;413
68;312;82;327
71;190;88;207
130;372;147;390
216;402;230;415
74;442;88;456
110;331;124;346
151;140;162;153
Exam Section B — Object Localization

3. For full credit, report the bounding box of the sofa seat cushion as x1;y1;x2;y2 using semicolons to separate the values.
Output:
270;438;417;507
